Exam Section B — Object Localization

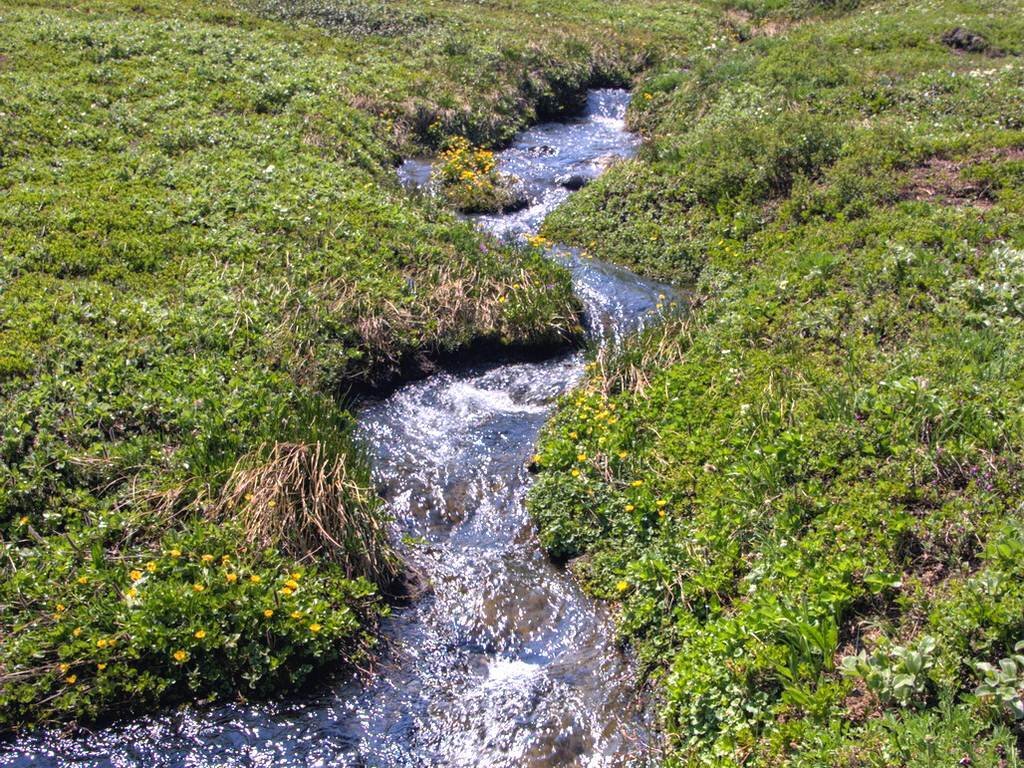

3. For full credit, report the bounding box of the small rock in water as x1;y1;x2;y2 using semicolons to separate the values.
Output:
526;145;557;156
557;173;590;191
500;192;531;214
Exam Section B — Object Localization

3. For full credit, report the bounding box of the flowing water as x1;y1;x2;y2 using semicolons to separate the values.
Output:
2;89;675;768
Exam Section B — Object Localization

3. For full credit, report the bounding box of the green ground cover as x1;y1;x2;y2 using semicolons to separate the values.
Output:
529;0;1024;763
0;0;717;731
6;0;1024;760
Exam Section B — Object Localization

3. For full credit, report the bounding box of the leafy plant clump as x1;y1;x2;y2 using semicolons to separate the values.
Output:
0;519;380;730
433;136;526;214
841;636;937;709
974;641;1024;722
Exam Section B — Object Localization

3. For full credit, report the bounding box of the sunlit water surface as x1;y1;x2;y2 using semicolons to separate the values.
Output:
3;90;675;768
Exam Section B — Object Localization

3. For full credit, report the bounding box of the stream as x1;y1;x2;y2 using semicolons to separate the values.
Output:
2;89;675;768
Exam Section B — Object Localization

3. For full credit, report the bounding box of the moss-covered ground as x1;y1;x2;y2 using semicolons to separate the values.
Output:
529;0;1024;764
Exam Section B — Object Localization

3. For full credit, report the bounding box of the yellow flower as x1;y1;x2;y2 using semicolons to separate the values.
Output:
18;516;29;525
280;587;293;596
263;609;274;618
226;572;238;583
77;576;89;585
56;603;66;613
173;650;188;663
126;587;138;598
249;574;261;584
72;627;82;637
96;638;108;649
570;469;580;478
285;579;299;590
618;451;628;459
97;663;107;671
616;580;630;593
577;453;587;462
65;674;77;685
59;663;69;673
221;555;231;563
625;504;635;512
658;509;667;518
631;480;644;487
532;454;542;464
290;610;302;620
201;554;214;564
194;629;206;639
169;548;182;558
309;623;322;633
192;583;205;593
267;500;277;509
146;561;157;573
656;499;667;507
129;570;142;581
290;572;302;581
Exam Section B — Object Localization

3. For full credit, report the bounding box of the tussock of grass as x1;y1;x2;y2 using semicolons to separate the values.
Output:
592;313;693;397
216;442;398;583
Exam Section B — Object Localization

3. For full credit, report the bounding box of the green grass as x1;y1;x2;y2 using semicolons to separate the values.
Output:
529;0;1024;763
7;0;1022;757
0;0;718;732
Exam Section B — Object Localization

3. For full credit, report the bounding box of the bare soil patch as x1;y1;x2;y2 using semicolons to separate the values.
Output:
900;148;1024;209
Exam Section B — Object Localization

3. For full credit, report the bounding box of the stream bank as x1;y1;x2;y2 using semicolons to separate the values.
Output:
4;89;675;768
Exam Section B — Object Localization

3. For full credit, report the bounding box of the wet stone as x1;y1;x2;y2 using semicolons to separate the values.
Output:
526;144;558;156
557;173;591;191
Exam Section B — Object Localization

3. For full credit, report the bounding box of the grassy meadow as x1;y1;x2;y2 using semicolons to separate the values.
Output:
3;0;1024;763
529;0;1024;764
0;0;713;731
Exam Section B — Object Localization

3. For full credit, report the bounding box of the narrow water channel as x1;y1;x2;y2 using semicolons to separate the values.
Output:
3;89;674;768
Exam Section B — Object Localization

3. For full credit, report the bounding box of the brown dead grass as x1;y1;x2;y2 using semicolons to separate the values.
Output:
322;257;579;386
723;8;799;40
900;148;1024;209
215;441;399;583
594;312;693;397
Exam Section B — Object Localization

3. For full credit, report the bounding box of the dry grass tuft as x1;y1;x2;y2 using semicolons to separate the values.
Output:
215;442;399;584
322;255;579;387
594;313;693;397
